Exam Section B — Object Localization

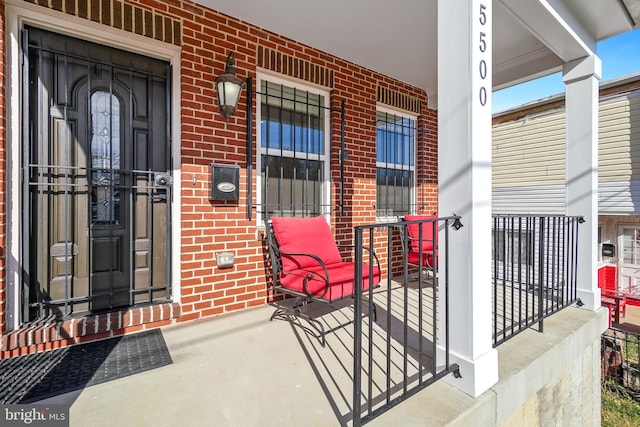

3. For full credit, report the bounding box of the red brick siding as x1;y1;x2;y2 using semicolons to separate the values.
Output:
1;303;180;356
0;0;438;356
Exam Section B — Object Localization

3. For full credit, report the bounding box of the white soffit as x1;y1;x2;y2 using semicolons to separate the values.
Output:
197;0;639;99
623;0;640;26
197;0;437;95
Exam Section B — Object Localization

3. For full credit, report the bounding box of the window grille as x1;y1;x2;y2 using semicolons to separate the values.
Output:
257;77;332;220
493;229;535;266
621;228;640;264
376;109;417;217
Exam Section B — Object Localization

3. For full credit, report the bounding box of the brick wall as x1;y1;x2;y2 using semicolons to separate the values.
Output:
0;303;181;358
0;0;438;355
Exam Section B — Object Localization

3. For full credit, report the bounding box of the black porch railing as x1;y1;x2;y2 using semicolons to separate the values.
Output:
352;216;461;426
492;214;583;347
346;214;581;424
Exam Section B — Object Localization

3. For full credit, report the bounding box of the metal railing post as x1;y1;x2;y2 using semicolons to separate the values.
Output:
537;217;546;333
352;226;363;426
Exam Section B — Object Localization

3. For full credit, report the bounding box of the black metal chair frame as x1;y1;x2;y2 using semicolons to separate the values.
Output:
265;220;380;345
401;217;438;281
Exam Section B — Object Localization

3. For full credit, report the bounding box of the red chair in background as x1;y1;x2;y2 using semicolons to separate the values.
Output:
601;291;627;327
598;264;626;326
403;215;438;278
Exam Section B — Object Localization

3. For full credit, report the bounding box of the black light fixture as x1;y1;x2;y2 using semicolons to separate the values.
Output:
215;52;245;121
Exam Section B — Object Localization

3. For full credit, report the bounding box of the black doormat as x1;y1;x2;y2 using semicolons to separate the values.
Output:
0;329;172;404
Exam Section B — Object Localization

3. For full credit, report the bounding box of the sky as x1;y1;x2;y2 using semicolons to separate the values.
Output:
492;27;640;113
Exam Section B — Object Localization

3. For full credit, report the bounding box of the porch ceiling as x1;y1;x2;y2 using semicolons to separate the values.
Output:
196;0;640;106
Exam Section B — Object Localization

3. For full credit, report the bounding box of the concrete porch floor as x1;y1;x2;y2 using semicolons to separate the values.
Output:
42;300;416;427
37;279;451;426
35;288;608;427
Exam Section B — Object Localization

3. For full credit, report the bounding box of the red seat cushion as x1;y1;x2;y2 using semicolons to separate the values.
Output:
271;216;342;272
404;215;438;253
407;250;436;268
280;262;381;301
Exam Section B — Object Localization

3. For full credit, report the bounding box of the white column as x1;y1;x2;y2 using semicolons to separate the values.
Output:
563;55;601;310
437;0;498;397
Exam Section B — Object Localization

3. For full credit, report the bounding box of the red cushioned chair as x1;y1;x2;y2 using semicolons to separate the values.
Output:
601;291;627;327
597;265;627;327
266;216;381;343
403;215;438;279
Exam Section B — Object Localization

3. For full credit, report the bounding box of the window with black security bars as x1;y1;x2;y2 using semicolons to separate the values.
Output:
493;229;535;267
376;109;417;217
257;78;333;221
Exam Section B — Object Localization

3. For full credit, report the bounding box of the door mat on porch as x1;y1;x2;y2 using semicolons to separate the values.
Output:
0;329;172;404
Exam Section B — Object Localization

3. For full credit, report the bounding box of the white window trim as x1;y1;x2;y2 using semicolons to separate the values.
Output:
375;104;418;222
255;72;332;225
5;0;183;329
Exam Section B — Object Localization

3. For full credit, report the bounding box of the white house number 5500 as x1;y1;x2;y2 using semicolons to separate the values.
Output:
479;4;488;106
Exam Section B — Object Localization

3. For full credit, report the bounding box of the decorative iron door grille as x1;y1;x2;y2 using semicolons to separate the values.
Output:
23;27;172;321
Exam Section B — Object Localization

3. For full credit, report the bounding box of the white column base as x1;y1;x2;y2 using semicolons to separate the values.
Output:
442;347;499;398
577;288;601;311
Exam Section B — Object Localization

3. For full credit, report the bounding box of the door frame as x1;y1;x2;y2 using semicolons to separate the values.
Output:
617;223;640;296
5;1;183;330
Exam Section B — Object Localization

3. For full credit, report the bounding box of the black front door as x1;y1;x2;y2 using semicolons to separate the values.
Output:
24;27;172;319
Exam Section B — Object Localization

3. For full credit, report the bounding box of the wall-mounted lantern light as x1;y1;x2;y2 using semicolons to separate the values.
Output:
215;52;245;121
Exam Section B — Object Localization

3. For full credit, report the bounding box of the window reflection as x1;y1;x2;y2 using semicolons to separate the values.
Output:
90;91;121;224
375;110;416;216
622;229;640;265
261;155;322;218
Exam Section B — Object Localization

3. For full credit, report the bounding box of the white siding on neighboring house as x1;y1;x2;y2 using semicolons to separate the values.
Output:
492;107;566;214
492;84;640;215
599;91;640;214
493;185;565;214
